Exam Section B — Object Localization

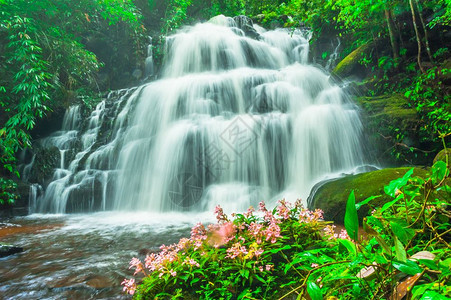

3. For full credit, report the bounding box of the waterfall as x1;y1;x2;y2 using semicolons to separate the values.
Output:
24;16;364;214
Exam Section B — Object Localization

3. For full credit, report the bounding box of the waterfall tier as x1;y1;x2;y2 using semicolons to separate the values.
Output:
22;16;364;214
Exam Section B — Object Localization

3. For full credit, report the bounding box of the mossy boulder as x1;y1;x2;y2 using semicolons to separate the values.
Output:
309;167;429;224
331;42;372;79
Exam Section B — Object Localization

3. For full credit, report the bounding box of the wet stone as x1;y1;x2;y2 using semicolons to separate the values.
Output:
0;243;24;257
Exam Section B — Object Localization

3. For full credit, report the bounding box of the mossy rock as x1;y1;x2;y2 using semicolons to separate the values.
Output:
332;42;372;79
355;94;429;165
355;94;418;127
29;146;61;184
309;167;429;224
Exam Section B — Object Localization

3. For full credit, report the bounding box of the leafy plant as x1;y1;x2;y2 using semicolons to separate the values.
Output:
123;146;450;299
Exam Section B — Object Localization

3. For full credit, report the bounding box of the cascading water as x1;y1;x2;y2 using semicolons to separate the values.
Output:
24;15;364;214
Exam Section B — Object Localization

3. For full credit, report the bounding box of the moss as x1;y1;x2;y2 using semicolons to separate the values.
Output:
354;93;429;165
310;167;429;224
356;94;419;129
332;42;372;79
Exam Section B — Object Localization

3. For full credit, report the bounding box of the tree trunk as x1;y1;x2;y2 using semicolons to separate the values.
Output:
409;0;425;73
414;0;434;63
385;9;399;60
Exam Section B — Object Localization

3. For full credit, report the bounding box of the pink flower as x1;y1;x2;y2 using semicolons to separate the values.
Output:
294;198;303;209
324;224;338;240
129;257;144;275
265;264;274;271
169;269;177;277
338;229;351;240
244;206;255;218
191;222;207;241
258;266;264;272
258;201;267;212
313;209;324;220
248;222;264;244
276;199;291;219
254;248;264;257
311;263;319;268
264;220;281;243
121;278;136;295
226;242;248;259
208;222;236;247
214;205;228;223
183;258;200;267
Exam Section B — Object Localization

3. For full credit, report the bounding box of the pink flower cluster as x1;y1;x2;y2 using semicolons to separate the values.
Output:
324;224;351;240
208;221;236;247
214;205;228;223
121;278;136;295
226;242;248;259
122;201;328;295
299;208;324;223
258;264;274;272
277;199;292;219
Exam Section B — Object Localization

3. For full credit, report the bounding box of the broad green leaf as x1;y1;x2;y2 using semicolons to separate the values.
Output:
384;168;414;197
344;190;358;241
394;237;407;262
431;161;449;185
338;238;357;257
391;221;409;244
417;259;439;270
380;194;403;213
355;195;381;210
420;290;450;300
237;288;250;300
392;260;423;275
307;281;323;300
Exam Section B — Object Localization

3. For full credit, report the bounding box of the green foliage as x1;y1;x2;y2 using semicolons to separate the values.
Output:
161;0;193;35
0;177;17;205
124;145;451;299
0;0;146;202
404;67;451;143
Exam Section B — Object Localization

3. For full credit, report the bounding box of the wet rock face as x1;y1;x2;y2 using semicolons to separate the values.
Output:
233;15;261;40
0;243;24;258
29;146;61;185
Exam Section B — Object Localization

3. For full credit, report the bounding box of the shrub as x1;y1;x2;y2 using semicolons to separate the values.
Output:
123;154;450;299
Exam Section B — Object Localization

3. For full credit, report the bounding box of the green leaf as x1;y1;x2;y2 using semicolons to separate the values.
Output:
392;260;423;275
384;168;414;197
417;259;439;271
394;237;406;262
390;220;415;244
420;290;450;300
380;194;403;213
356;195;380;210
431;161;449;185
344;190;358;241
307;281;323;300
237;288;250;300
338;238;357;257
268;244;291;253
